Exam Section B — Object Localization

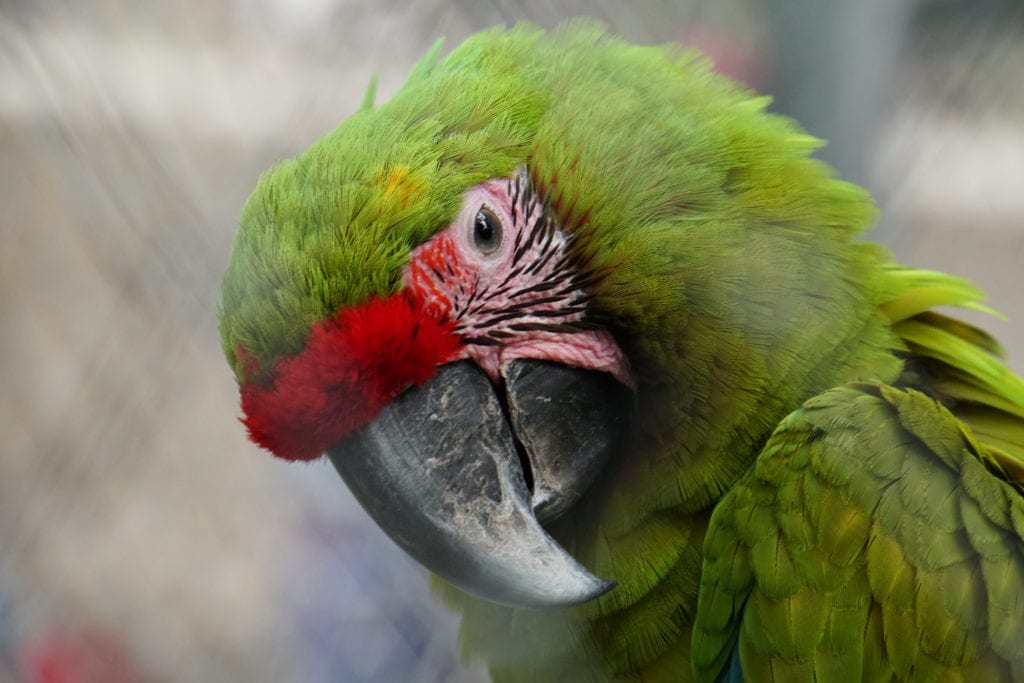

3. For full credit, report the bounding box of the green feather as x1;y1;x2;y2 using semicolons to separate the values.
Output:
219;21;1024;681
359;75;378;112
695;385;1024;680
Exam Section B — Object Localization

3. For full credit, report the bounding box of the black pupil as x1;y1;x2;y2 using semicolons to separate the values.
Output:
473;208;501;252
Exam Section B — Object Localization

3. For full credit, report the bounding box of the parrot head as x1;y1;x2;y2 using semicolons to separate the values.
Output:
219;23;879;611
225;165;632;607
220;27;643;609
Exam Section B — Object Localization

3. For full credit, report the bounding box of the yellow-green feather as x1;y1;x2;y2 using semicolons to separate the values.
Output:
694;384;1024;681
876;264;1024;482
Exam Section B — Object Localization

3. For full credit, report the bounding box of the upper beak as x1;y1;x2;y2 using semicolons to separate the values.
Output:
327;359;630;609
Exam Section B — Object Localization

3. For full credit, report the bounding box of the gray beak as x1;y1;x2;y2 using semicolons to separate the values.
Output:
327;359;630;609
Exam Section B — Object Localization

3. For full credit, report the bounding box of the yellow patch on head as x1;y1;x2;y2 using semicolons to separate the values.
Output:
377;164;427;208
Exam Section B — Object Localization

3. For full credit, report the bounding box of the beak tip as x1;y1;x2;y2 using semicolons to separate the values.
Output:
586;577;617;603
509;573;615;609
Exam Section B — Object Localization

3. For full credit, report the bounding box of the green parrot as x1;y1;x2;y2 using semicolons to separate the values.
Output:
218;22;1024;681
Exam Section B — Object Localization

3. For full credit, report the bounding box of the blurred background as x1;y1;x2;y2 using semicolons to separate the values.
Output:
1;0;1022;681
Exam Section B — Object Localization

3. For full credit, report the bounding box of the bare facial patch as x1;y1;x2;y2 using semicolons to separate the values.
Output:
405;169;630;385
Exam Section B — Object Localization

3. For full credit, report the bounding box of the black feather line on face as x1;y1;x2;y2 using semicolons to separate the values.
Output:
419;168;605;348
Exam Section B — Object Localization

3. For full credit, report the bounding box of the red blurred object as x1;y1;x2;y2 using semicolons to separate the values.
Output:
23;624;149;683
679;29;770;91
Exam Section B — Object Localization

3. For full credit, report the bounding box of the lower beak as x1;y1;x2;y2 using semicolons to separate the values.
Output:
327;359;629;609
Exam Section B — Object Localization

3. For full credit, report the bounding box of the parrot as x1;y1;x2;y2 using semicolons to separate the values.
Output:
217;22;1024;681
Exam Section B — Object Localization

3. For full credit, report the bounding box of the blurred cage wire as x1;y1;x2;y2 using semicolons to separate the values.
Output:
0;0;1021;681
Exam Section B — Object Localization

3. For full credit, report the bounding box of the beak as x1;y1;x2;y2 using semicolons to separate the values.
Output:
327;359;630;609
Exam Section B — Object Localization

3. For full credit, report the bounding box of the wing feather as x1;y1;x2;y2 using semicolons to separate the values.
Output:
693;383;1024;681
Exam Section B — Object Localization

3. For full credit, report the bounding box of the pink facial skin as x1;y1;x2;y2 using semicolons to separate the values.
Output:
404;170;631;387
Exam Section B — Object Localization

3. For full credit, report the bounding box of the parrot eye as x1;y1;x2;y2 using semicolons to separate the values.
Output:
472;207;503;255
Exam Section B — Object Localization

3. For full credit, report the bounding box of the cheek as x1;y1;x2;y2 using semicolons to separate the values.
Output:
499;330;633;387
405;233;462;318
460;329;631;387
401;176;632;386
404;214;517;315
461;345;503;383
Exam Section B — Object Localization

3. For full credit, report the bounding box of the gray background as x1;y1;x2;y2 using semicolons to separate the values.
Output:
1;1;1021;680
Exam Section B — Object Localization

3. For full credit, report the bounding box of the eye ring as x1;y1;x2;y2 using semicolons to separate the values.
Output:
472;206;503;255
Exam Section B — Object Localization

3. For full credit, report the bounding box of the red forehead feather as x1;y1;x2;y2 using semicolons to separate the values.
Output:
239;291;459;461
